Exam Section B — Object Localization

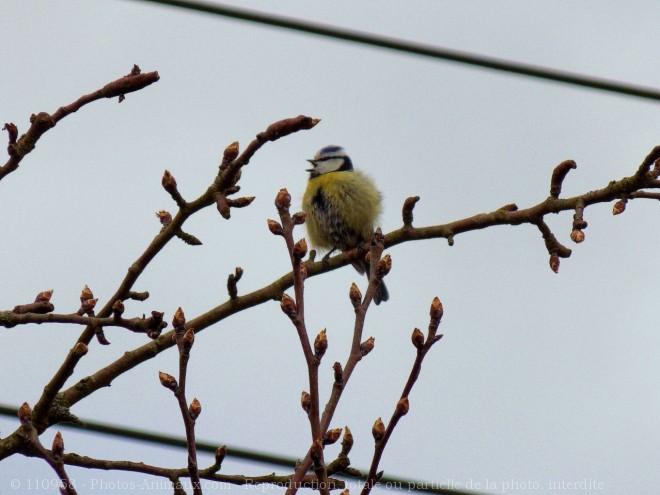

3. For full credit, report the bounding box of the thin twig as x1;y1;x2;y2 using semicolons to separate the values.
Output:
273;188;330;495
286;231;388;495
1;310;166;335
164;309;203;495
0;66;159;182
362;298;444;495
20;451;345;490
16;403;78;495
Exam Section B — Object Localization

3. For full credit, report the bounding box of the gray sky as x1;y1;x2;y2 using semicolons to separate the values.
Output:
1;1;659;494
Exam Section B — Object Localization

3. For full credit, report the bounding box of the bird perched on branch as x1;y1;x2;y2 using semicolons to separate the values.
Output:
302;145;389;304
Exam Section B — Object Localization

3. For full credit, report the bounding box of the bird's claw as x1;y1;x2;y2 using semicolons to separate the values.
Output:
321;248;337;269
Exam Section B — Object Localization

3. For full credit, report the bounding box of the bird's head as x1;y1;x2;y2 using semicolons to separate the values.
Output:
306;145;354;178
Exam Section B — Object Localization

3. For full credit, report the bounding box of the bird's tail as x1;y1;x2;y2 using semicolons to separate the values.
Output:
374;279;389;305
353;260;390;305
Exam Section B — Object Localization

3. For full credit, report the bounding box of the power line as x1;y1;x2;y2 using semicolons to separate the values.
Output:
0;404;483;495
130;0;660;102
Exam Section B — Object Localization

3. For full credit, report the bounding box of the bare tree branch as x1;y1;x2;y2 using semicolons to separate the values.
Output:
362;298;444;495
15;403;78;495
1;66;159;182
16;114;319;438
1;144;654;462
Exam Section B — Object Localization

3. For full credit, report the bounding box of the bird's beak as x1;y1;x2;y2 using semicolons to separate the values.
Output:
306;159;317;172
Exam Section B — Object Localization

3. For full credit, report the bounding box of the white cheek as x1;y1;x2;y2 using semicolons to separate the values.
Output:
316;158;343;174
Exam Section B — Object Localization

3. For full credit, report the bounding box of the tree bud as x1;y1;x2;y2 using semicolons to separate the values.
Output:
18;402;32;424
372;417;385;442
228;196;255;208
267;219;284;236
293;238;308;261
155;210;172;227
430;297;444;323
280;294;297;320
51;431;64;460
341;426;353;454
158;371;178;391
549;254;560;273
396;397;410;416
360;336;375;357
349;283;362;308
73;342;88;357
333;362;343;384
182;328;195;350
222;141;239;165
612;199;627;215
112;299;125;318
215;445;227;468
301;391;311;413
52;431;64;458
314;329;328;358
35;289;53;303
376;254;392;279
189;398;202;420
275;188;291;212
215;445;227;466
310;438;323;464
411;327;425;349
172;307;186;330
162;170;177;193
81;297;97;314
80;285;94;303
323;428;342;445
292;211;307;225
570;229;585;243
216;193;231;219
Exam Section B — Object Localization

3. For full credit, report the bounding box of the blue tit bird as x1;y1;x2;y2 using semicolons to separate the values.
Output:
302;145;389;304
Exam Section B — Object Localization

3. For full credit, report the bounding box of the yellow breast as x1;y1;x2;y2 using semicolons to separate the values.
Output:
302;170;382;251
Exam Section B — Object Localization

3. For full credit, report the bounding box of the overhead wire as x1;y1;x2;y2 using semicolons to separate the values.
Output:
0;404;483;495
130;0;660;102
